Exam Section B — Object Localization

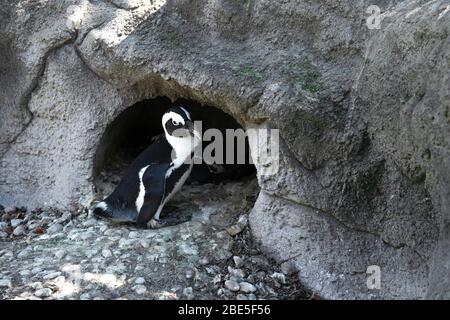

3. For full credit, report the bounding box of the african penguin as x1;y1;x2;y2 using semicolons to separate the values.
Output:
93;106;202;228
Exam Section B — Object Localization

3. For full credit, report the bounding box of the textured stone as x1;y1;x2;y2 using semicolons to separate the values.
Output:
46;224;63;234
35;288;52;298
13;226;26;236
10;219;23;228
224;280;240;292
134;277;145;285
133;285;147;295
239;282;257;293
233;256;244;268
0;279;12;288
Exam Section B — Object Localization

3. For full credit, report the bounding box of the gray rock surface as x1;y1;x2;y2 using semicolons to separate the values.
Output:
0;0;449;299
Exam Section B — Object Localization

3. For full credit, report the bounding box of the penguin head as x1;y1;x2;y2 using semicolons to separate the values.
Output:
162;106;201;150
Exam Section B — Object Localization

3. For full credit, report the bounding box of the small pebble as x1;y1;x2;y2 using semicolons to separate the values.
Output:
128;231;140;238
237;215;248;226
102;249;112;258
228;267;245;279
30;282;43;290
239;282;257;293
13;225;26;236
271;272;286;284
47;224;63;234
10;219;23;228
0;279;12;288
17;249;32;259
80;293;90;300
224;280;240;292
233;256;244;268
226;224;244;236
20;270;31;276
35;288;52;298
82;219;97;227
133;285;147;295
43;271;62;280
185;269;194;279
135;277;145;285
54;250;66;259
183;287;194;298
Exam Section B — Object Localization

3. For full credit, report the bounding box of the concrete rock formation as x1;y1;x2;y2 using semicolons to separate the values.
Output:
0;0;449;299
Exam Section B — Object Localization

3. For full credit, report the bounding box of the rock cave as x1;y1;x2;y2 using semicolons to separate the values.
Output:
93;96;257;225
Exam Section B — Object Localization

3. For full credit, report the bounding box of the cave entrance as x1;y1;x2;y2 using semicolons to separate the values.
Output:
93;97;257;226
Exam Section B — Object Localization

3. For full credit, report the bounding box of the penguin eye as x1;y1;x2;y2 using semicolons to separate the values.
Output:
172;119;180;126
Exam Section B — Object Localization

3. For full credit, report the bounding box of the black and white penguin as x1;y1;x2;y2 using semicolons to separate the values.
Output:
93;106;201;228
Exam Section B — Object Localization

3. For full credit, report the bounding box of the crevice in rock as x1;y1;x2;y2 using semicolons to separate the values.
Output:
0;34;78;159
75;20;109;47
73;44;114;86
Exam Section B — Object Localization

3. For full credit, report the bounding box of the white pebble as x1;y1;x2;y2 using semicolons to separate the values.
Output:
30;282;43;290
233;256;244;268
237;215;248;226
17;249;32;259
186;270;194;279
54;250;66;259
43;271;62;280
0;279;12;288
271;272;286;284
183;287;194;298
101;249;112;258
135;277;145;284
133;285;147;295
82;219;97;227
19;270;31;277
239;282;257;293
35;288;52;298
47;224;63;234
10;219;23;228
13;225;26;236
224;280;240;292
80;293;90;300
128;231;140;238
228;267;245;279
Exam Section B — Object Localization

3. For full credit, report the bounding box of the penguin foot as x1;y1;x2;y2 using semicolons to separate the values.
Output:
147;218;165;229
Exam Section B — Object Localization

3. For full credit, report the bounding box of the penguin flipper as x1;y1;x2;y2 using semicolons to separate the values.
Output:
135;163;169;228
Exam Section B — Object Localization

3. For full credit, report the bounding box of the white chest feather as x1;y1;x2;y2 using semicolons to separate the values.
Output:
135;165;150;213
165;135;196;177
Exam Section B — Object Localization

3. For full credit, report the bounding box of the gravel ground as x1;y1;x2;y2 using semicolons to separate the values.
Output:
0;178;311;300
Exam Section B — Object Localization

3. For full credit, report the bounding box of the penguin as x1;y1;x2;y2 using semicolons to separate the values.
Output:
93;106;202;228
